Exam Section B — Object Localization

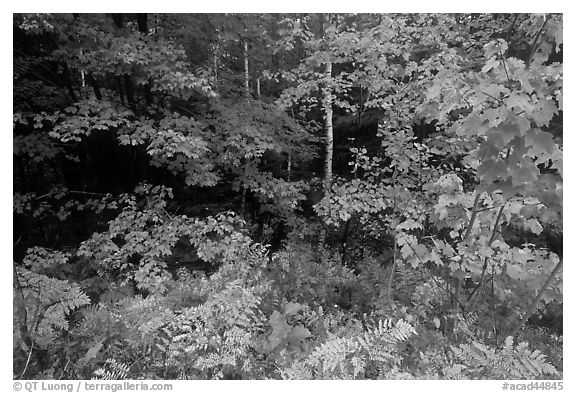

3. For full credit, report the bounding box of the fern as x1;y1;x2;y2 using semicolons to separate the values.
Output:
92;358;130;380
281;319;416;379
452;336;559;379
15;266;91;340
162;275;269;378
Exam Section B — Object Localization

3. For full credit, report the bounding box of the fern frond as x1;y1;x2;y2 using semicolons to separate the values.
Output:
92;358;130;380
281;318;416;379
16;266;90;336
453;336;559;379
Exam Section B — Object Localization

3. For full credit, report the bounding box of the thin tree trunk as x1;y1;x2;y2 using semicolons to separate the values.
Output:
455;192;483;304
387;235;398;304
467;202;507;306
62;63;78;102
13;266;32;348
358;86;363;127
241;161;249;216
506;259;563;344
341;218;351;268
323;59;334;191
241;188;247;216
111;14;130;107
137;14;152;106
110;13;135;108
88;73;102;100
123;75;135;107
317;14;335;249
446;192;482;337
256;78;261;99
244;40;250;98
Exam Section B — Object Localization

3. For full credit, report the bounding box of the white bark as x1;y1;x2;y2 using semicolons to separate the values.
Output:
323;60;334;190
244;41;250;98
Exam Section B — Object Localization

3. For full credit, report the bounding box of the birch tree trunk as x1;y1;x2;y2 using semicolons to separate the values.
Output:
323;59;334;191
244;40;250;98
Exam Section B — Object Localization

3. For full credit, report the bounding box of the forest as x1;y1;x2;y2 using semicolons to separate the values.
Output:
13;13;563;380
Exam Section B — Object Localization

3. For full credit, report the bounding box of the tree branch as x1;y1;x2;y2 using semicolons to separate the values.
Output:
462;192;482;242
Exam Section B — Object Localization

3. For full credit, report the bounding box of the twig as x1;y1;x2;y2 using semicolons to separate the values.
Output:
129;354;147;369
462;192;482;242
162;208;174;222
59;359;70;380
19;340;35;379
35;190;107;200
475;206;498;213
68;190;108;196
499;49;513;90
479;90;505;104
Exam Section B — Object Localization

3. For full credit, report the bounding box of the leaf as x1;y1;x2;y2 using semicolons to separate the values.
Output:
512;165;539;186
400;244;413;259
269;310;284;326
506;92;535;114
518;72;535;94
267;312;291;351
448;261;460;272
525;129;555;156
284;302;303;316
290;326;311;341
525;219;543;235
478;159;509;181
506;263;526;280
532;99;557;127
491;240;509;251
81;340;104;363
481;56;500;73
481;83;509;99
483;39;508;59
396;219;423;232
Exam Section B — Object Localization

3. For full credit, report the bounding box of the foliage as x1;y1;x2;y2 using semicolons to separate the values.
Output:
14;13;562;380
